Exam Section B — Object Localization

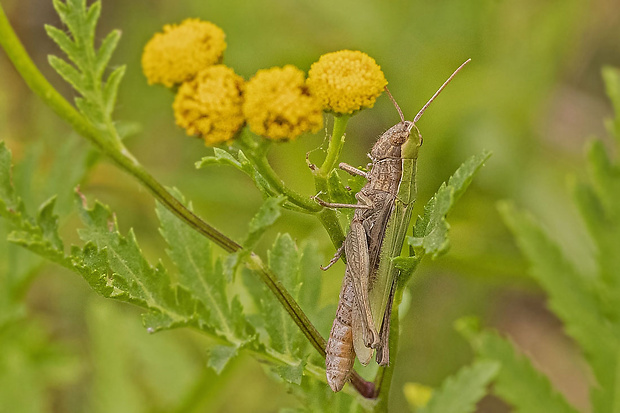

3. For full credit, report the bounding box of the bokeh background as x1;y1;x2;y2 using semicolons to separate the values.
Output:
1;0;620;411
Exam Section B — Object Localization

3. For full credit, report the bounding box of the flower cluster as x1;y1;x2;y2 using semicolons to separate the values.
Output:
243;66;323;140
142;19;226;88
173;65;245;146
308;50;387;114
142;19;388;145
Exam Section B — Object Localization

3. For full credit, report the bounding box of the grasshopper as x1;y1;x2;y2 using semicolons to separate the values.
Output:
316;60;471;392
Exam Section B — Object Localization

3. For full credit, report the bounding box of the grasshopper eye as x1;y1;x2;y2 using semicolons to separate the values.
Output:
389;124;410;146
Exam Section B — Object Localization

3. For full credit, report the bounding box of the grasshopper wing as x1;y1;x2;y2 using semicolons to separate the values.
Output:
352;298;373;365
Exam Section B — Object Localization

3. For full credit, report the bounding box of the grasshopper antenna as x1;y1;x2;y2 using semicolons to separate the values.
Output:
413;58;471;124
384;86;405;123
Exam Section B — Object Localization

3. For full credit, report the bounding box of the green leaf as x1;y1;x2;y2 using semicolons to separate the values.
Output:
499;201;620;411
243;234;323;384
207;345;239;375
47;0;124;142
75;196;201;332
196;147;279;202
196;148;243;169
412;360;499;413
0;142;19;212
586;139;620;220
156;191;250;341
102;65;125;117
266;234;305;356
245;195;285;249
95;29;120;77
409;151;491;259
457;318;579;413
44;25;78;65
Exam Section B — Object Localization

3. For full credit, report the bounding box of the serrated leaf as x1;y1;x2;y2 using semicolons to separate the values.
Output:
242;234;322;384
297;241;323;318
276;360;306;385
245;195;285;249
196;148;243;170
457;319;579;413
266;234;303;356
573;178;620;323
44;25;78;65
48;55;86;96
103;65;125;117
75;96;105;127
207;345;239;374
47;0;124;144
156;191;244;339
409;151;490;259
0;142;18;210
76;196;198;330
96;29;120;77
587;140;620;220
36;197;64;252
414;360;499;413
197;147;278;200
85;1;101;40
499;200;620;411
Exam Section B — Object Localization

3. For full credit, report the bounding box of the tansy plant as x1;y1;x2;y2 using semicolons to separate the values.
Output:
0;1;488;411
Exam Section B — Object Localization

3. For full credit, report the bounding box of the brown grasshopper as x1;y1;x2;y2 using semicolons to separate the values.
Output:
316;60;471;392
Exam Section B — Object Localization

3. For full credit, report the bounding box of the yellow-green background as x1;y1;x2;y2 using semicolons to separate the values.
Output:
1;0;619;411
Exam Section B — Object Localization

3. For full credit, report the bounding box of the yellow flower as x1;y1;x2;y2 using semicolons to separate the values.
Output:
243;65;323;140
307;50;387;114
173;65;244;146
142;19;226;87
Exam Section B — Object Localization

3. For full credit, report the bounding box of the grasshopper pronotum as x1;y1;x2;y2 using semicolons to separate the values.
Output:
315;59;471;392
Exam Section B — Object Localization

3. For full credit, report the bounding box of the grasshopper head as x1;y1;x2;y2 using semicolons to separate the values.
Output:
401;121;422;159
370;120;421;160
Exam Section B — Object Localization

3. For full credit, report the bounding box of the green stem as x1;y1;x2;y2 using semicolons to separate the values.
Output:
248;151;321;213
319;114;349;177
311;114;351;248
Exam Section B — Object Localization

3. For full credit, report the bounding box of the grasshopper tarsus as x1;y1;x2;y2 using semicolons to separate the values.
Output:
321;244;344;271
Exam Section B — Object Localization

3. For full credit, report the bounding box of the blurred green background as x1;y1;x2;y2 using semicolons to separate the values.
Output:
1;0;619;411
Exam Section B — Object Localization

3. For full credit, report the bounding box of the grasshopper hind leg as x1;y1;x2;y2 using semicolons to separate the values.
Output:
376;280;397;365
346;221;380;348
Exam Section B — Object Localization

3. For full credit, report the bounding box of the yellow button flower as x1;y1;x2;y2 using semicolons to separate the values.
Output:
142;19;226;87
243;65;323;140
173;65;244;146
307;50;387;114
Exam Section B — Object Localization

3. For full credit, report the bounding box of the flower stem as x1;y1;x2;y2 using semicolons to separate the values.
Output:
319;114;349;177
311;114;351;248
245;150;321;213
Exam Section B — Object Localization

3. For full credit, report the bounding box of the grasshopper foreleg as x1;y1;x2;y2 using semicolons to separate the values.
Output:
313;191;375;210
339;163;368;178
